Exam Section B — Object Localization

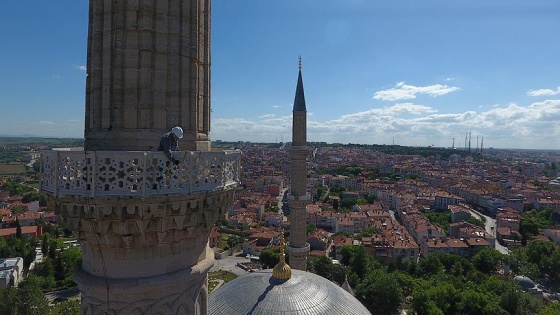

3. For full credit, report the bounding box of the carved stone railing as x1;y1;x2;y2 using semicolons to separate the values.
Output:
40;150;240;198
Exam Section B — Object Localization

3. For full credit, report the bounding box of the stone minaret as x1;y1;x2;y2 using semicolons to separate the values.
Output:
84;0;211;152
41;1;240;314
287;57;311;270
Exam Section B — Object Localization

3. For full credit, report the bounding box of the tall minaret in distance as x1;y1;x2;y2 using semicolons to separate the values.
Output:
287;57;311;270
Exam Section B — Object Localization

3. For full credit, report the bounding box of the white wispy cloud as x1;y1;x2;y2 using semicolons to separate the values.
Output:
37;121;56;126
373;81;461;101
210;99;560;149
527;86;560;97
272;105;281;108
74;65;87;72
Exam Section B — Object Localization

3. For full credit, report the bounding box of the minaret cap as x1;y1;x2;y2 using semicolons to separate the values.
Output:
272;230;292;281
293;56;306;112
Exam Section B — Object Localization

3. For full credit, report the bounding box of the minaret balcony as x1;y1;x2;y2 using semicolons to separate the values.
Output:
40;150;240;198
287;194;312;201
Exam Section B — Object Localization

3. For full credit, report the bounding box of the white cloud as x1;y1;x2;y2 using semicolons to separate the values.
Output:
37;121;56;127
210;99;560;149
74;65;87;72
272;105;281;108
52;75;60;79
527;86;560;97
373;81;461;101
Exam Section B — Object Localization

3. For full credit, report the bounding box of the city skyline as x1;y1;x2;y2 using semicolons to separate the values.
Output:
1;1;560;149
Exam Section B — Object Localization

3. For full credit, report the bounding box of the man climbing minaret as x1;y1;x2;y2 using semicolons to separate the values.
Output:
287;57;311;270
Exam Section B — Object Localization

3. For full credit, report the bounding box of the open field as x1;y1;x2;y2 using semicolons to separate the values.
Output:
209;271;238;292
0;163;26;174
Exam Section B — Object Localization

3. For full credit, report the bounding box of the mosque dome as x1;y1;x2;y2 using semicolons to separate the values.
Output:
514;275;536;290
208;269;371;315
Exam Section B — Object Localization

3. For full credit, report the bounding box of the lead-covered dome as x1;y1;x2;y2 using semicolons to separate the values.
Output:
208;269;371;315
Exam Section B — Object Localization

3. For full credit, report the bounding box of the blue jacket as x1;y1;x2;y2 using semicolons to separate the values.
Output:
158;132;179;162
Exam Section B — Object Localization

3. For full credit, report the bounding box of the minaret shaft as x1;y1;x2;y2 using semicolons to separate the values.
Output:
287;64;311;271
85;0;211;151
41;1;240;314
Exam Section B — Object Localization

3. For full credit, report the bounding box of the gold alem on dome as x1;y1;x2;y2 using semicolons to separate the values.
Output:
272;230;292;281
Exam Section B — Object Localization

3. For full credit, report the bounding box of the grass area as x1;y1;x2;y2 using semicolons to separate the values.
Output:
0;163;26;174
49;297;80;315
208;271;237;293
220;235;229;250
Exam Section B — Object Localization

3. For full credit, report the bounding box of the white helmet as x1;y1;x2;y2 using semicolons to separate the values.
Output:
171;126;184;139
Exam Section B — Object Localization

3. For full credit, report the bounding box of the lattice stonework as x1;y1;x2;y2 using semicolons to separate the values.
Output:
40;150;240;198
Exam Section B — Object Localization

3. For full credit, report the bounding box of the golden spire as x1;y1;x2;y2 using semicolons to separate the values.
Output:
272;230;292;281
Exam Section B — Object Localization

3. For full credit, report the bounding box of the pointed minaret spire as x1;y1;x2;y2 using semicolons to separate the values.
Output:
293;57;307;112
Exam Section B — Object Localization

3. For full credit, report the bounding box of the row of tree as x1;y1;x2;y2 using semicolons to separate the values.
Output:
0;231;82;314
306;244;560;315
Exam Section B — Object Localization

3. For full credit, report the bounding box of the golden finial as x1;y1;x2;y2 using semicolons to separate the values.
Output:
272;229;291;281
298;56;302;71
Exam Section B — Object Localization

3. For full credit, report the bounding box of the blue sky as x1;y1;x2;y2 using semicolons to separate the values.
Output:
1;1;560;149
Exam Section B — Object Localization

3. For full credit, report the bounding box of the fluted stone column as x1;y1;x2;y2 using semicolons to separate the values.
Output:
84;0;211;151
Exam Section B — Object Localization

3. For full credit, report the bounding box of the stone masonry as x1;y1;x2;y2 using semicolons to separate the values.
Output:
287;63;311;271
84;0;211;152
41;1;240;314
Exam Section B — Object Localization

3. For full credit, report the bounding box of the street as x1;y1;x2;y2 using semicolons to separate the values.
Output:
469;209;509;255
210;251;254;277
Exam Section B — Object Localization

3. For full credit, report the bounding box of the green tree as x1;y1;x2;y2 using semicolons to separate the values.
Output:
428;281;459;314
58;300;81;315
547;248;560;279
393;270;415;296
310;256;331;276
259;248;280;269
15;218;22;238
346;246;375;279
226;235;244;249
472;248;505;274
520;208;554;241
355;269;403;315
423;210;450;231
306;224;317;234
48;239;58;259
498;282;540;315
0;286;17;315
54;246;81;287
456;288;506;315
525;240;555;272
41;234;49;255
540;302;560;315
15;276;50;315
309;255;347;284
33;260;56;290
21;191;42;203
416;254;445;277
